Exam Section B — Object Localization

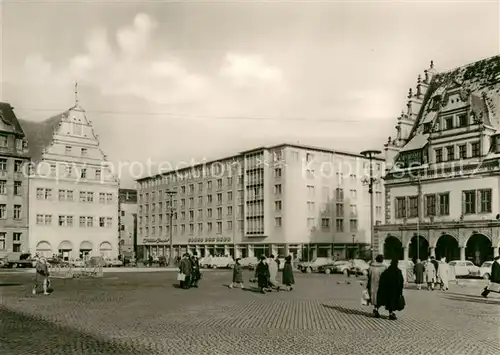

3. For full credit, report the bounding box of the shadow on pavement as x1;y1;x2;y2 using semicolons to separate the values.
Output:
0;283;23;287
242;286;265;293
322;304;375;318
444;295;500;305
0;306;151;355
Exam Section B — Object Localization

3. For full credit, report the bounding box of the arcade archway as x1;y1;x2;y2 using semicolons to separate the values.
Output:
383;236;403;260
465;234;492;266
435;234;460;261
409;235;429;261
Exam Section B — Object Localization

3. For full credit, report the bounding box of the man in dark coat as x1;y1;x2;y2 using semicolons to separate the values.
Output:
482;255;500;297
255;256;270;294
190;253;201;288
430;256;439;288
230;258;244;289
413;259;425;290
377;258;405;320
282;255;295;291
179;254;192;289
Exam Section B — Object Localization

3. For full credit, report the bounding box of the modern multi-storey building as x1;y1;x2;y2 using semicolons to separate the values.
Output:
20;94;119;260
0;102;30;258
375;56;500;265
118;188;137;258
136;143;384;260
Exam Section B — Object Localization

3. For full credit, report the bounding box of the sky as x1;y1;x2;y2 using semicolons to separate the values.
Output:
1;0;499;187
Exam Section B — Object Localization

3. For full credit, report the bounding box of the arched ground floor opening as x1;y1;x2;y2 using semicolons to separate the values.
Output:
36;241;52;257
435;234;460;261
409;235;429;261
383;236;403;260
466;234;493;266
58;241;73;261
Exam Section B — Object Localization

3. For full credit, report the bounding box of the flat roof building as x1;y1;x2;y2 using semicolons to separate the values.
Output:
136;143;384;261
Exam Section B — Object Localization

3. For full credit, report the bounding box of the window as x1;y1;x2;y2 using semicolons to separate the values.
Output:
14;205;21;219
81;148;88;157
207;195;212;204
335;188;344;201
336;203;344;217
350;204;357;217
207;222;212;232
471;142;480;157
99;217;106;227
459;144;467;159
217;207;222;219
307;185;315;197
65;146;72;155
321;218;330;230
425;195;436;216
0;180;5;194
99;192;105;203
227;177;233;186
207;208;212;218
227;192;233;201
227;206;233;216
106;193;112;203
217;179;223;190
106;217;112;228
396;197;407;219
217;221;222;234
65;165;72;177
335;219;344;232
14;160;23;172
350;189;357;200
0;232;5;250
79;216;86;227
275;217;282;227
95;169;101;180
87;216;94;227
37;188;52;200
226;221;233;230
217;193;222;204
479;189;492;213
207;181;212;190
275;168;282;178
408;196;418;218
14;181;22;196
439;193;449;215
275;184;282;195
307;201;315;212
350;219;358;232
80;168;87;179
423;123;432;133
463;190;476;214
275;201;282;211
444;116;453;130
458;114;468;127
446;146;454;161
0;158;6;171
435;148;443;163
0;135;7;147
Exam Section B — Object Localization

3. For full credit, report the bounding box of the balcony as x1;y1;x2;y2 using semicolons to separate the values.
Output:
376;219;500;231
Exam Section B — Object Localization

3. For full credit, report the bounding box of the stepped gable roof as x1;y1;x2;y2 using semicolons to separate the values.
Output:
406;55;500;144
0;102;25;135
18;112;67;163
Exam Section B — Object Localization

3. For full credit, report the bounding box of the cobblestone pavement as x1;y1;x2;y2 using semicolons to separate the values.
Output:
1;271;499;355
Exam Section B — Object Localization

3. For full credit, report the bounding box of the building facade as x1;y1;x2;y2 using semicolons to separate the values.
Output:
136;144;384;260
0;102;30;258
118;188;137;258
375;56;500;265
21;99;119;260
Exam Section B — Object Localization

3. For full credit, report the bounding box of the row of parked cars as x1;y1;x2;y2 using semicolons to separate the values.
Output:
196;256;287;270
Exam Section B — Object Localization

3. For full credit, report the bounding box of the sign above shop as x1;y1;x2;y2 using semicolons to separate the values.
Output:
188;237;232;244
143;238;170;244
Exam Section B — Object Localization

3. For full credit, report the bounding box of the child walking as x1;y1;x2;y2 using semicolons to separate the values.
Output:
229;258;244;289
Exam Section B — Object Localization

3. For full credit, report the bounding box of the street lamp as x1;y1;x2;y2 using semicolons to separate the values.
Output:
360;149;382;261
166;190;176;265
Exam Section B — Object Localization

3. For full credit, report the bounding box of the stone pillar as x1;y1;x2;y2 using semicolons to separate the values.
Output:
248;245;254;257
430;247;436;258
312;245;318;259
403;247;409;261
460;246;466;261
493;247;499;258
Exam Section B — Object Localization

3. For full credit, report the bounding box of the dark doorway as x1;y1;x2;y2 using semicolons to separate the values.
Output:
409;235;429;261
466;234;493;266
435;235;460;261
383;236;403;260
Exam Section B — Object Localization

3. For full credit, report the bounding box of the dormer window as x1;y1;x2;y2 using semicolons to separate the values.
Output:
458;113;468;127
444;116;453;130
423;123;432;134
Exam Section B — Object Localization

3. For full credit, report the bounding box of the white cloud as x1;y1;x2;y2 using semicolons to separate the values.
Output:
220;53;283;87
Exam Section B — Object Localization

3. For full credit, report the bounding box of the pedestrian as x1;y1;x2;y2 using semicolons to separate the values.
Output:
366;254;387;318
275;256;281;269
430;256;439;288
230;258;244;289
255;256;270;294
178;254;192;289
481;256;500;298
267;254;279;291
190;253;201;288
282;255;295;291
32;256;50;296
437;257;450;291
425;257;436;290
377;258;405;320
148;255;153;268
413;259;425;290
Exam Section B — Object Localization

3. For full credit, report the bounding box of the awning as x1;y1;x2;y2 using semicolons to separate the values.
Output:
58;240;73;250
36;241;52;251
399;134;429;153
80;241;93;250
99;242;112;251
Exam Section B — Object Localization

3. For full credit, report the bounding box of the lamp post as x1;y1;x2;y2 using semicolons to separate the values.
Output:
166;190;176;265
360;149;382;261
352;234;356;259
409;171;422;261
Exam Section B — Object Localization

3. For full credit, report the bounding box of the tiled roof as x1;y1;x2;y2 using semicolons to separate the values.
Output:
18;112;66;163
399;133;430;153
0;102;25;135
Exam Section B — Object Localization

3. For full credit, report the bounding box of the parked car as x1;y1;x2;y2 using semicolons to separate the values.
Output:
297;257;334;273
240;257;258;269
104;258;124;267
2;253;35;268
350;259;370;276
200;256;235;269
479;261;494;280
318;260;350;274
449;260;480;277
69;258;85;267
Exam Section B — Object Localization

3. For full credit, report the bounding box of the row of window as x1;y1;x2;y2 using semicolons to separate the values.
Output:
395;188;492;219
0;159;24;172
0;180;23;196
312;217;358;232
434;141;481;163
35;214;113;227
141;220;243;237
0;232;22;251
38;164;102;180
36;188;114;203
0;136;27;151
140;206;244;225
0;204;23;219
423;112;469;133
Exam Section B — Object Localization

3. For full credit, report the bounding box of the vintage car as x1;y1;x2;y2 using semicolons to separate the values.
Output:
200;256;235;269
318;260;351;274
449;260;480;277
297;257;334;273
479;261;493;280
239;257;259;269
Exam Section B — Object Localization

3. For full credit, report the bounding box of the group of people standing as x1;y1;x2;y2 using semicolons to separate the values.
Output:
413;256;450;291
178;253;202;289
251;255;295;293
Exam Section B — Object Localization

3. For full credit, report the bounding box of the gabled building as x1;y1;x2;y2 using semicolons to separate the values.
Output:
20;95;119;260
0;102;30;258
375;56;500;266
